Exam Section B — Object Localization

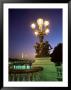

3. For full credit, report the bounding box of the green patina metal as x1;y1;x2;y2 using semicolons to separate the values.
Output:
32;57;58;81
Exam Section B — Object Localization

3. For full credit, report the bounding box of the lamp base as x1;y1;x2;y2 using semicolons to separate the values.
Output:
32;57;57;81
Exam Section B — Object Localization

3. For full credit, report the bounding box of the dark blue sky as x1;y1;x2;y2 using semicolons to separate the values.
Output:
9;9;62;59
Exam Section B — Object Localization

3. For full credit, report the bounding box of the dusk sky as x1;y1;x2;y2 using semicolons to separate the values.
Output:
9;9;62;59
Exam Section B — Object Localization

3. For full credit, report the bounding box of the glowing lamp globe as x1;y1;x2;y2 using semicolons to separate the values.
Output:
44;20;49;27
34;31;39;36
45;29;50;34
37;18;43;26
31;23;36;29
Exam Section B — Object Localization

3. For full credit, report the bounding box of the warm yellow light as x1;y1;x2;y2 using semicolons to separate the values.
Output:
31;23;36;29
44;20;49;27
34;31;39;36
37;18;43;26
22;52;23;59
45;29;50;34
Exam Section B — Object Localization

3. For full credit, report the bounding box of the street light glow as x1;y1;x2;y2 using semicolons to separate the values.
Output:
31;18;50;39
31;23;36;29
34;31;39;36
45;29;50;34
44;20;49;27
37;18;43;26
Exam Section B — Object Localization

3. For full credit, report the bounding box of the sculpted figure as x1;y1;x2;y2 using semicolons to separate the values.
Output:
34;41;52;57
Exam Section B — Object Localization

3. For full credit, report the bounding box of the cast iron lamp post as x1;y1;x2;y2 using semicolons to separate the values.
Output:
30;18;57;81
31;18;52;57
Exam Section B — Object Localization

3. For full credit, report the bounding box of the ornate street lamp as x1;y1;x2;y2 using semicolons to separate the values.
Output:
31;18;52;57
31;18;50;43
30;18;56;82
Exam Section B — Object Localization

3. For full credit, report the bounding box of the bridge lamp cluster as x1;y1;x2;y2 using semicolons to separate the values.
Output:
31;18;50;36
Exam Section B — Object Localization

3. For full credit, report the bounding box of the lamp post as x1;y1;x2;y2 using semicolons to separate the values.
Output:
31;18;50;43
31;18;57;81
31;18;51;57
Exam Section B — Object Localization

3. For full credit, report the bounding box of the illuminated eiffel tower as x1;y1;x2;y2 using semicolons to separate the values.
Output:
22;52;24;59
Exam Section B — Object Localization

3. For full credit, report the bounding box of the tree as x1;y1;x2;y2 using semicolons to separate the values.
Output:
50;43;62;65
